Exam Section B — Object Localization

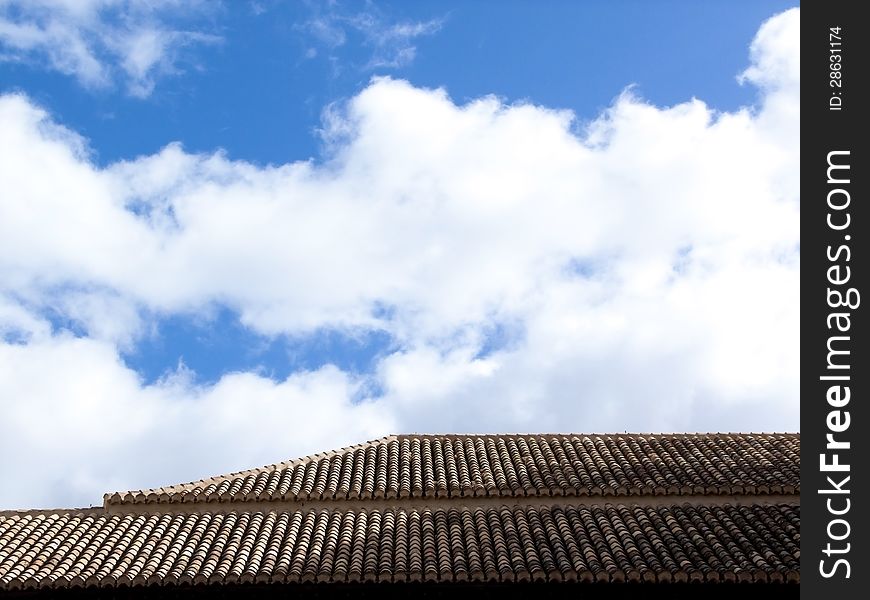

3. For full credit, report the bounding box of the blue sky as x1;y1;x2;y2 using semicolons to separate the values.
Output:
0;1;799;509
3;1;795;165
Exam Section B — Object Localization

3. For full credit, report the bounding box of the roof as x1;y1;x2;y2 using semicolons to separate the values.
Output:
0;433;800;591
106;433;800;505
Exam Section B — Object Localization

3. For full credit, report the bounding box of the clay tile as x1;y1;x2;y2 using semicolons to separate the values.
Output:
639;570;656;583
737;570;754;583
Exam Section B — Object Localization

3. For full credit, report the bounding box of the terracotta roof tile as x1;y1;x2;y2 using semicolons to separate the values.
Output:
107;433;799;506
0;503;799;589
1;433;799;589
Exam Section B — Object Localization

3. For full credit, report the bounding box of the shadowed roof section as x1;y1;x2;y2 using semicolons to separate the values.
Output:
0;433;800;591
0;503;799;589
105;433;800;505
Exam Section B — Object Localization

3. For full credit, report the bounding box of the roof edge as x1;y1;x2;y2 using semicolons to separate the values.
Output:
104;434;399;506
104;432;800;506
0;507;104;518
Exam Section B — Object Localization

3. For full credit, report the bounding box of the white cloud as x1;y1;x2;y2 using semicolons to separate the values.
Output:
739;7;799;93
349;13;443;68
0;0;219;96
0;8;799;509
301;3;444;70
0;335;393;509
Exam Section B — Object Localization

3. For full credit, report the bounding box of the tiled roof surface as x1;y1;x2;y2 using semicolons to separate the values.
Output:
107;433;800;505
0;433;800;590
0;503;799;590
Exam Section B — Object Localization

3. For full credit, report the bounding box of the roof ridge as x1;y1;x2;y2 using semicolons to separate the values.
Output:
393;432;799;439
0;507;104;518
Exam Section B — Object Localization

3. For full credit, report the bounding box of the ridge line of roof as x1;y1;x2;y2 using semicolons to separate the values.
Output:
392;432;799;439
0;507;104;518
5;492;802;519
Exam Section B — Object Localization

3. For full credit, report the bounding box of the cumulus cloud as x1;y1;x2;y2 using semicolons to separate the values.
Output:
0;0;219;96
0;335;393;509
0;8;799;509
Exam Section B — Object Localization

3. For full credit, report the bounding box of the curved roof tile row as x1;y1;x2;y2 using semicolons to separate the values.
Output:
108;434;800;505
0;502;800;590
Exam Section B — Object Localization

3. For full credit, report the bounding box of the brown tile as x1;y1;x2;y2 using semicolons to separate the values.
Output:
3;433;800;589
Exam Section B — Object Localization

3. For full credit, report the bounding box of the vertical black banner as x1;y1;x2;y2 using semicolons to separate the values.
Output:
802;1;867;597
